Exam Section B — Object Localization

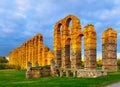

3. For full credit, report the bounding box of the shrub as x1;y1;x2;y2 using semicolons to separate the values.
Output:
97;59;102;67
0;63;21;70
0;64;6;69
0;56;8;63
117;59;120;66
81;61;84;68
42;65;50;69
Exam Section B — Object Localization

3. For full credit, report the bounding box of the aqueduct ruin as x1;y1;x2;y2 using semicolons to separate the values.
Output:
51;15;117;77
54;15;96;70
8;14;117;78
9;34;53;69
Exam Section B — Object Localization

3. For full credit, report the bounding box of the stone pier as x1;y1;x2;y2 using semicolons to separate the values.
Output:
84;24;97;70
102;28;117;72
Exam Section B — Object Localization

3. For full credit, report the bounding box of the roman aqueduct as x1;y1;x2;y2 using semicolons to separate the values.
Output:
8;15;117;77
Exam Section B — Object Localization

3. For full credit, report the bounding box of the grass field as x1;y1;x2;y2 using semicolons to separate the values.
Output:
0;70;120;87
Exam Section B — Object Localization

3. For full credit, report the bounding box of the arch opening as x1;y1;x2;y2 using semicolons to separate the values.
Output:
65;37;71;68
66;18;72;35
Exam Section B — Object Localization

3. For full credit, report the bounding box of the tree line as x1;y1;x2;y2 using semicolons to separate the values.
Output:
0;56;8;63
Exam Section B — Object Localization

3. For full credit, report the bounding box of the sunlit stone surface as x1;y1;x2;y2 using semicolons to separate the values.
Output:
8;14;117;78
102;28;117;72
8;34;53;69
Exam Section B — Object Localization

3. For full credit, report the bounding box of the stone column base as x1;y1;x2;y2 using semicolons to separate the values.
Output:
77;69;107;78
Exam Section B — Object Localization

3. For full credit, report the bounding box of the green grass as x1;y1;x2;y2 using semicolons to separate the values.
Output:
0;70;120;87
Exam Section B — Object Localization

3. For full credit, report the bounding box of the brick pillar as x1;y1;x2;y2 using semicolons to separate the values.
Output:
29;39;34;67
47;51;54;65
54;23;62;68
84;24;97;70
33;38;37;66
37;34;43;66
25;42;28;69
71;34;82;69
42;46;49;66
30;41;32;65
21;46;23;68
22;43;26;69
28;41;31;63
35;37;38;66
18;47;21;66
102;28;117;72
61;27;71;69
66;70;70;77
60;70;63;77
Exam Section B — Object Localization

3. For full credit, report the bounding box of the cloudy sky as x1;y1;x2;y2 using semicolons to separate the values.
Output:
0;0;120;58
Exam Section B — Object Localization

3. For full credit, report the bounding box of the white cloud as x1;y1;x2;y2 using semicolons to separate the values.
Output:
15;0;31;13
99;8;120;20
0;23;12;37
113;0;120;5
2;28;13;34
0;28;15;38
14;12;27;19
34;1;59;19
0;0;120;56
23;31;34;36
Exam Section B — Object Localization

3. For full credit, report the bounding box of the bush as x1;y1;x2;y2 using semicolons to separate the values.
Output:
81;61;84;68
0;56;8;63
97;59;102;67
117;59;120;66
0;64;6;69
42;65;50;69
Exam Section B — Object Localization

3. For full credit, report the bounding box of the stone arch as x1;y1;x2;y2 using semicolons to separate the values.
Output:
61;15;81;69
65;37;71;45
64;15;81;34
53;15;97;70
54;21;63;51
54;15;82;69
54;21;63;68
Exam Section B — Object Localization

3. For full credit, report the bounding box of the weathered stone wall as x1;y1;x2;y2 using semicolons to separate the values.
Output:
42;46;53;66
102;28;117;72
8;33;53;69
26;68;51;78
77;70;107;78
